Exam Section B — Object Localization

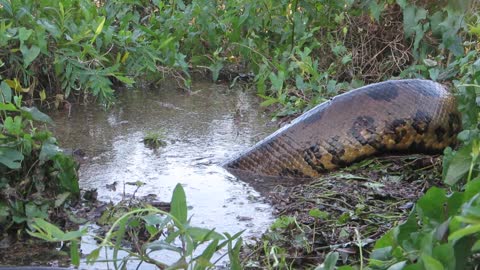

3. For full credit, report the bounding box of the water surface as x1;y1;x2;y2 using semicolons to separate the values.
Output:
50;82;276;267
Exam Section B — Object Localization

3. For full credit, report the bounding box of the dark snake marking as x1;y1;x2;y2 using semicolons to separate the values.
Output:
412;110;432;134
366;82;399;102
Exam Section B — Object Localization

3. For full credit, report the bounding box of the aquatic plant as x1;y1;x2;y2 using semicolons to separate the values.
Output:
142;131;167;149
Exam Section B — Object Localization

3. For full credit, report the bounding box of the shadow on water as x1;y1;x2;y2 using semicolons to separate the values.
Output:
46;82;284;268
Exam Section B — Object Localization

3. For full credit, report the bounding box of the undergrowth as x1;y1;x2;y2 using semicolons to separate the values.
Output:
2;0;480;269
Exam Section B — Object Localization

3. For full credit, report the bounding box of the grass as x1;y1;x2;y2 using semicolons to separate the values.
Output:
142;131;167;149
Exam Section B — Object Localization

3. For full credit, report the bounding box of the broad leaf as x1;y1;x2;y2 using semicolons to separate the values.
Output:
39;141;61;162
21;106;53;123
0;81;12;103
0;103;18;111
315;252;339;270
421;254;444;270
444;144;472;185
0;147;23;169
20;45;41;67
387;261;407;270
170;183;187;224
18;27;33;41
449;224;480;241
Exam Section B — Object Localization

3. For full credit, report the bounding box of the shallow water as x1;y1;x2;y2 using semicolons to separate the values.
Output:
49;82;276;267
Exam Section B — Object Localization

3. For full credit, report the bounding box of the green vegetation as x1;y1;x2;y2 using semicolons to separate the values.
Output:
1;0;480;269
0;82;79;233
29;184;244;269
142;131;167;149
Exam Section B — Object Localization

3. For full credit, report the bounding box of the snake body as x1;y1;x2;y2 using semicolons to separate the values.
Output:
223;79;461;178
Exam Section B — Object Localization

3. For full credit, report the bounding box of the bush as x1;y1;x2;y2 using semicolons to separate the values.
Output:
0;81;80;233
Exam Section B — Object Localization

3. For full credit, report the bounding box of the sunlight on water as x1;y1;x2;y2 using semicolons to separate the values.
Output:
50;82;276;268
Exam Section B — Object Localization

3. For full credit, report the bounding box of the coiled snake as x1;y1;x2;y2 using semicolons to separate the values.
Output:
223;79;461;178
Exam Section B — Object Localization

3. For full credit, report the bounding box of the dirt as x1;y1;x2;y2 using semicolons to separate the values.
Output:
241;154;445;269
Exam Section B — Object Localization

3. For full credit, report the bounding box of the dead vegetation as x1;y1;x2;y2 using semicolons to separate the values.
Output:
242;154;444;269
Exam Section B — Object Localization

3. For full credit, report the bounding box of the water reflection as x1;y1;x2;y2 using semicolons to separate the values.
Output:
50;82;276;241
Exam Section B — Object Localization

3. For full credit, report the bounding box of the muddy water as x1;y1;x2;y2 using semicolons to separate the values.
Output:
50;82;276;266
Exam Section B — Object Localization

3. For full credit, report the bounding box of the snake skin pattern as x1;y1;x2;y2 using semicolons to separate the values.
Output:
223;79;461;178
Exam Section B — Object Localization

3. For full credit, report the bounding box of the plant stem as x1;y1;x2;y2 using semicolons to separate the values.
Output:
355;228;364;270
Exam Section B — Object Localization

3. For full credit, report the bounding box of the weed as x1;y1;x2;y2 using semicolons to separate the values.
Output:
142;131;167;149
29;184;244;269
0;82;79;233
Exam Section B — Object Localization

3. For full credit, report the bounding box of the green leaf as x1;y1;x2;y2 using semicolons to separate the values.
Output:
39;141;61;162
396;0;407;8
0;103;18;111
259;95;279;107
91;16;106;44
449;224;480;241
113;216;128;269
314;252;339;270
113;75;135;85
417;187;447;223
186;227;224;242
463;178;480;201
86;247;101;264
403;5;427;37
209;61;223;82
387;261;407;270
341;54;352;65
370;246;393;261
0;147;24;169
194;239;218;270
28;218;64;241
269;71;285;91
18;27;33;42
145;239;182;252
373;229;395;249
429;68;440;81
228;237;243;270
37;19;61;38
444;144;472;185
0;0;12;15
309;208;329;219
21;106;53;123
20;45;41;67
421;254;444;270
432;244;455;270
4;116;22;135
158;36;175;49
53;154;79;194
70;240;80;266
142;214;170;228
472;239;480;251
0;81;12;103
369;0;383;21
25;203;48;219
170;183;187;224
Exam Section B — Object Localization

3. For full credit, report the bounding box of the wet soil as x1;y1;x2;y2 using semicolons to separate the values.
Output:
241;154;444;269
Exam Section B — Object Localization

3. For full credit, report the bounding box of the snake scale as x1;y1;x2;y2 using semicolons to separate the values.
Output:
223;79;461;179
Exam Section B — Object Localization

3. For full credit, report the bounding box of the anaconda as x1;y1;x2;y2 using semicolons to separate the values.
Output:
223;79;461;178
